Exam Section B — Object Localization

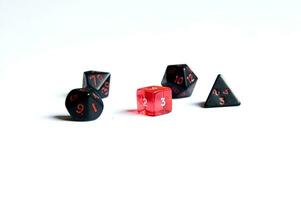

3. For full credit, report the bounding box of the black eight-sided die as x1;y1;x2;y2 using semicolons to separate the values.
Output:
83;71;111;98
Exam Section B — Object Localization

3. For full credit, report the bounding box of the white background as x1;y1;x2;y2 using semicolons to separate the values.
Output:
0;0;301;199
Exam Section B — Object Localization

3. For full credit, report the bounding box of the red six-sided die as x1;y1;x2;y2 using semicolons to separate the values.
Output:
137;86;172;116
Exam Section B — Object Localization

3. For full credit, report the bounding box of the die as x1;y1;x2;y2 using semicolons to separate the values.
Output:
137;86;172;116
83;71;111;98
204;74;240;108
161;64;198;98
65;88;104;121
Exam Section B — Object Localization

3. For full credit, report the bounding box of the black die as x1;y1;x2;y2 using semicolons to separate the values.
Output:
161;64;198;98
204;74;240;108
65;88;104;121
83;71;111;98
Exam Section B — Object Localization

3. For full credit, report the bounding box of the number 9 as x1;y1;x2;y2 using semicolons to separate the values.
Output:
76;104;85;114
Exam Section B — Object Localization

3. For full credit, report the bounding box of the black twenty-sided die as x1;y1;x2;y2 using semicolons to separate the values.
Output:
204;74;240;108
161;64;198;98
65;88;104;121
83;71;111;98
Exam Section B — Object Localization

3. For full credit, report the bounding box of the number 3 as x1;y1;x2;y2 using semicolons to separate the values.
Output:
161;97;166;107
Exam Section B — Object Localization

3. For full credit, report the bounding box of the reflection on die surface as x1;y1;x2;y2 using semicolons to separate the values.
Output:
161;64;198;98
83;70;111;98
137;86;172;116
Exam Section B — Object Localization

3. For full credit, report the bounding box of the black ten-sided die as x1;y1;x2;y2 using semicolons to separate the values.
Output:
83;71;111;98
65;88;104;121
161;64;198;98
204;74;240;108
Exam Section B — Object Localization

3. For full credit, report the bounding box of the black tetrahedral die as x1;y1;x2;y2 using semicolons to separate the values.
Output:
83;71;111;98
204;74;241;108
65;88;104;121
161;64;198;98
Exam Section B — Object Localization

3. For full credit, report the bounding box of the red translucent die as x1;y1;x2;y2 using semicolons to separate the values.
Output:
137;86;172;116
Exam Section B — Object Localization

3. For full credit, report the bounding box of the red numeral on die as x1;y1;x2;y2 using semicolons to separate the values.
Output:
76;104;85;115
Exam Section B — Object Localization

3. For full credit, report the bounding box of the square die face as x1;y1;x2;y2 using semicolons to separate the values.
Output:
143;86;162;93
136;86;172;116
137;89;147;113
137;88;154;114
144;91;156;116
153;88;172;115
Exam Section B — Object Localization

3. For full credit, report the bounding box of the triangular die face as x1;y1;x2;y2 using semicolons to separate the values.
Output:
98;75;111;98
83;71;110;90
186;81;197;96
176;81;197;98
183;66;198;87
163;65;186;88
204;74;240;108
161;82;184;98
